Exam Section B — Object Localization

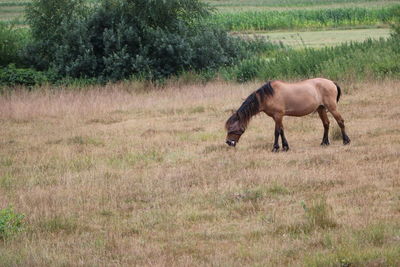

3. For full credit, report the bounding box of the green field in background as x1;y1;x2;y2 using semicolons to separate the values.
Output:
205;0;400;11
241;28;391;48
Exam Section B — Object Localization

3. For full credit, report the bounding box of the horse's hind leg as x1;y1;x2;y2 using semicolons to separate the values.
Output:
281;128;289;151
317;106;330;146
329;108;351;145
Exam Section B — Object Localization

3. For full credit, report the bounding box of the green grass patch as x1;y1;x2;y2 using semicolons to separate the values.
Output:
0;206;24;240
223;37;400;82
0;2;31;7
305;224;400;266
205;0;398;9
275;198;337;237
268;183;290;195
37;216;79;235
209;6;399;31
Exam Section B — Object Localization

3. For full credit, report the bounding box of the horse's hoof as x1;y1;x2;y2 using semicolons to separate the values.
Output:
320;142;330;146
343;136;351;145
282;146;289;152
272;147;279;152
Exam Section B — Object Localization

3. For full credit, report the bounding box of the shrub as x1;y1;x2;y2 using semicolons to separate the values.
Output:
0;23;29;67
0;64;50;88
24;0;87;70
0;207;25;240
23;0;248;82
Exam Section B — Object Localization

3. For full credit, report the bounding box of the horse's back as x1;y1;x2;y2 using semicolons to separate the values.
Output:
308;78;338;110
271;78;337;116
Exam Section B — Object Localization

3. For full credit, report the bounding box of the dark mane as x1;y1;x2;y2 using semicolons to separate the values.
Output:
256;81;274;99
225;81;274;130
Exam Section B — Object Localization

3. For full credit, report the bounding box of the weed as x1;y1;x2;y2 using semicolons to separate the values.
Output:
188;106;206;114
37;216;78;235
268;183;290;195
66;136;104;146
0;206;24;240
355;224;387;246
303;199;338;230
275;199;337;237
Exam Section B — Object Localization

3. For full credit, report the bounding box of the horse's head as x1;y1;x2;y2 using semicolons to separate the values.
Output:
225;112;245;147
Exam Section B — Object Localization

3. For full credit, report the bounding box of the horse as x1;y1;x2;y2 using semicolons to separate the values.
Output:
225;78;350;151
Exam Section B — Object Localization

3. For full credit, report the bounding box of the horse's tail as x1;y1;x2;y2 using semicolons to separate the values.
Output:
334;82;341;103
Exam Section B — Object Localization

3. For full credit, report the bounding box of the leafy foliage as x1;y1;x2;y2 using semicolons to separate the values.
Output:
24;0;246;82
24;0;87;70
0;207;24;240
0;23;28;67
0;64;50;88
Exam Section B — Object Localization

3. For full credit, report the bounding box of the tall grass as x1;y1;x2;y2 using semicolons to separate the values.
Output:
206;0;397;8
223;37;400;82
1;78;400;265
209;6;399;31
0;2;30;7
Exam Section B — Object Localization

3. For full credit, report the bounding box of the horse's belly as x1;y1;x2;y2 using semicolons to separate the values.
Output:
285;105;317;116
283;94;320;116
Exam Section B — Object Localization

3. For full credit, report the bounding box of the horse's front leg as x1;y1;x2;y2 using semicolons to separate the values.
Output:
272;125;280;152
272;115;289;152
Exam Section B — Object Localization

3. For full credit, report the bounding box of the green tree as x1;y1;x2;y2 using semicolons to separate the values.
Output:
23;0;246;82
0;23;28;67
24;0;87;69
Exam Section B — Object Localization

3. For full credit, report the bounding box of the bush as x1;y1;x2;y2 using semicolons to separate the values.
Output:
0;207;24;240
24;0;87;70
0;64;50;88
0;23;29;67
23;0;248;82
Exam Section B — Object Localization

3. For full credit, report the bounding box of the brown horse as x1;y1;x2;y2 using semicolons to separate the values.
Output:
225;78;350;151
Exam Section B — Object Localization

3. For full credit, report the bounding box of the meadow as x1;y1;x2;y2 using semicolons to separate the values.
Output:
208;6;399;31
252;28;390;48
1;78;400;266
205;0;399;9
1;0;400;266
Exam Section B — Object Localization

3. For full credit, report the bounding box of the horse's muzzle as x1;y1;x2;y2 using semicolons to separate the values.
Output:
226;140;236;147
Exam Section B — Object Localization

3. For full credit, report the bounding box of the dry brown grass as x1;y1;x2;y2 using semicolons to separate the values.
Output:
1;79;400;266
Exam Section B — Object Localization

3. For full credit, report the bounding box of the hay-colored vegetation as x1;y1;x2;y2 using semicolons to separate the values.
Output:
249;28;390;48
1;79;399;265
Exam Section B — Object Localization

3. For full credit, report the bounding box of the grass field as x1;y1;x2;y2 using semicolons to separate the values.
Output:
205;0;400;11
0;4;24;22
210;6;398;31
1;78;400;265
245;28;391;48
